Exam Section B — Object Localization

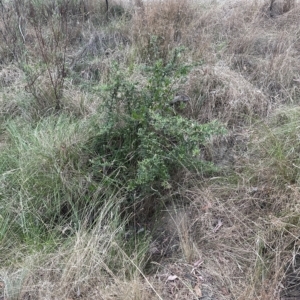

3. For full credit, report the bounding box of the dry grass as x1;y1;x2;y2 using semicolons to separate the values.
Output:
0;196;157;300
130;0;198;61
186;65;270;126
218;1;300;102
178;107;300;299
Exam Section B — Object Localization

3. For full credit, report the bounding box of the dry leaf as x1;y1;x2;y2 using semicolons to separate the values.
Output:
194;284;202;297
166;275;178;282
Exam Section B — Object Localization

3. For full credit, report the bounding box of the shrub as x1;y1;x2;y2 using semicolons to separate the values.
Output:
90;49;225;196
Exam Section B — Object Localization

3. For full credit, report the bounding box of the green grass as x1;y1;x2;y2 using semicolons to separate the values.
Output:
252;106;300;186
0;115;93;241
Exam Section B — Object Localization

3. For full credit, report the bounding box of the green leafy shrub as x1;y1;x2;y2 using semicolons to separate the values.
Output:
90;49;225;195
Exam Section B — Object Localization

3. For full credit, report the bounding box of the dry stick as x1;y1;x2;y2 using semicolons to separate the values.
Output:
106;0;108;21
269;0;275;17
113;242;164;300
34;25;61;109
18;16;25;43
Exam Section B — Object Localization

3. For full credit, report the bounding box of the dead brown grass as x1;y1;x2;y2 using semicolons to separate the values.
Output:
174;177;298;299
173;106;300;299
186;65;270;126
175;0;300;106
130;0;198;61
218;1;300;102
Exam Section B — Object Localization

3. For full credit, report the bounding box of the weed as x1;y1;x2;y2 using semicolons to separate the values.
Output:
90;49;224;197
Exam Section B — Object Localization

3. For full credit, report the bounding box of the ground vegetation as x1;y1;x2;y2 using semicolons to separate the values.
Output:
0;0;300;299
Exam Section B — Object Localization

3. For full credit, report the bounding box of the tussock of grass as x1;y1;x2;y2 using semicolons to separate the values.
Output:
0;114;118;247
0;196;145;299
251;106;300;186
187;65;270;126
